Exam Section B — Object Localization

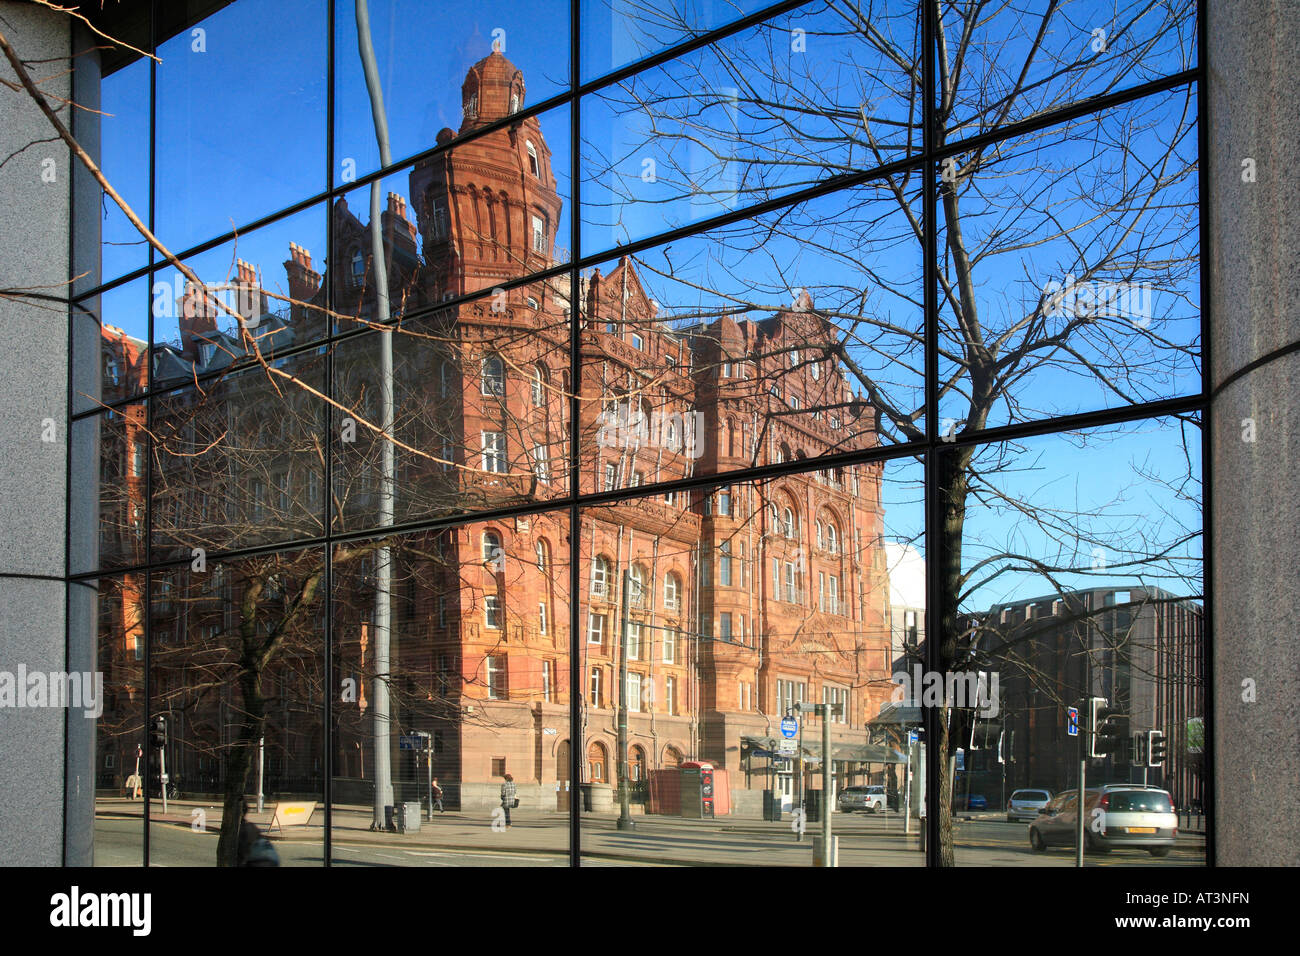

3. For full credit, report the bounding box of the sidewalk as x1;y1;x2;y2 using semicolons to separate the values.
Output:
96;798;923;865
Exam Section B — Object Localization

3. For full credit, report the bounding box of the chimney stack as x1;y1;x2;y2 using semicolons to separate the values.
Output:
284;241;323;317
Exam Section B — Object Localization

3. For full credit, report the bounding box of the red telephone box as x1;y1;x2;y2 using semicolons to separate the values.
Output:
680;761;715;818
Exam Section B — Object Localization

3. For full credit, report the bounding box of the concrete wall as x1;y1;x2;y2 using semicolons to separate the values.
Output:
1209;0;1300;866
0;1;73;865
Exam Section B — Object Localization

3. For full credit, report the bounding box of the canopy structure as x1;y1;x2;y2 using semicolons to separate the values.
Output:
869;702;923;726
740;735;906;765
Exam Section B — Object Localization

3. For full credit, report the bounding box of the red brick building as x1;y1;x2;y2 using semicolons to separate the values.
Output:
97;52;898;816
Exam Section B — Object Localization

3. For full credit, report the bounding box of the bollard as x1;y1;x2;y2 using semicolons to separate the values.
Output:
813;835;839;867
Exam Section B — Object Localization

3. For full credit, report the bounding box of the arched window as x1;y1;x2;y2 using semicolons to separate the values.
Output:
482;531;502;565
531;364;546;406
811;361;821;380
663;572;681;611
629;564;646;607
440;361;455;398
511;91;521;114
535;539;549;573
826;522;838;554
588;741;608;783
815;520;824;549
591;555;610;596
481;354;505;396
783;507;795;538
526;140;540;177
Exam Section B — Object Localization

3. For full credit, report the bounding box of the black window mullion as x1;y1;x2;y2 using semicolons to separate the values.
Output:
922;0;942;869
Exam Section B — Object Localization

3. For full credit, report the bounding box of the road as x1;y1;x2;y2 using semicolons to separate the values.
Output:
93;802;1204;867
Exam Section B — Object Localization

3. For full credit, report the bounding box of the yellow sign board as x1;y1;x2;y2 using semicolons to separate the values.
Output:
271;801;317;831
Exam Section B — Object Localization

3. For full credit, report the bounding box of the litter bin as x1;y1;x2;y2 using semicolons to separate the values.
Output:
762;789;783;822
580;783;594;812
383;804;396;830
805;789;822;823
397;801;421;834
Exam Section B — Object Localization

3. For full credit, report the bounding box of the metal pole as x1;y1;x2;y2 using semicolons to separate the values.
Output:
1076;747;1086;867
904;735;912;835
257;736;264;813
159;734;168;816
821;703;833;865
796;715;804;841
616;570;634;829
356;0;395;833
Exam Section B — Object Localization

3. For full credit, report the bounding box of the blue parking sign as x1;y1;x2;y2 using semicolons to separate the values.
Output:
1066;706;1079;736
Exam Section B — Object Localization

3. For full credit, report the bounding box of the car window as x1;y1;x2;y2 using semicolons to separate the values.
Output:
1108;790;1174;813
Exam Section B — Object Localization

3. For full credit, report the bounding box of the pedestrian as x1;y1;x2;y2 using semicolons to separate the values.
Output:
500;772;517;827
431;777;444;813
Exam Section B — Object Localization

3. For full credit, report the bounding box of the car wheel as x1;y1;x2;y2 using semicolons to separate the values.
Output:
1084;831;1111;853
1148;847;1171;858
1029;828;1047;852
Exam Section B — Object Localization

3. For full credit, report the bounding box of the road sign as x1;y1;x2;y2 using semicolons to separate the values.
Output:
908;730;919;745
1066;706;1079;736
780;717;798;738
398;735;425;751
778;737;797;756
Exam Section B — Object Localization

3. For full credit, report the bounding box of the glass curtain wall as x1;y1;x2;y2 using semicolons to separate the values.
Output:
70;0;1206;867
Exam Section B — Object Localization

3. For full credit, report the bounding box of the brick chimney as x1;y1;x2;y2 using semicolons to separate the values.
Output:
179;280;219;359
382;191;418;256
284;241;322;305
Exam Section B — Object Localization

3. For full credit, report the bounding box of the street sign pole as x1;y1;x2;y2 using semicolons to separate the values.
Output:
796;714;804;842
822;702;832;864
1076;717;1086;868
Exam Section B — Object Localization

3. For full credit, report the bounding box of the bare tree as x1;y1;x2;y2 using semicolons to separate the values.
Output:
581;0;1201;863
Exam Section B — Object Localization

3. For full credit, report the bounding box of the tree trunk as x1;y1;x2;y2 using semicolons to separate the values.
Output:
935;445;974;866
215;660;265;867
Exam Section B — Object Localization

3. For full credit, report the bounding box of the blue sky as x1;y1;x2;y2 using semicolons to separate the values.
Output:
85;0;1203;608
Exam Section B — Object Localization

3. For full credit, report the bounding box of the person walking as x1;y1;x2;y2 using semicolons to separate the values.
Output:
500;773;517;827
431;777;444;813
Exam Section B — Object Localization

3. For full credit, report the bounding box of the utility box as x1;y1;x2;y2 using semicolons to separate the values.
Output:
680;761;715;818
396;801;421;833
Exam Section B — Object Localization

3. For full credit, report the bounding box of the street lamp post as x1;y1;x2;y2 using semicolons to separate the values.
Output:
616;569;635;830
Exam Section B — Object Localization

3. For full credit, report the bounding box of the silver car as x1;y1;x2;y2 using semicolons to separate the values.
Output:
838;785;886;813
1029;785;1178;857
1007;788;1053;822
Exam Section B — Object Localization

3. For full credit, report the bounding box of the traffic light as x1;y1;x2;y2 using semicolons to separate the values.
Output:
149;716;167;750
1132;731;1147;766
1147;729;1167;768
1088;698;1126;758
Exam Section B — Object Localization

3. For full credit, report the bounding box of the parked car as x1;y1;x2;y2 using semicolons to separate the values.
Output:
951;793;988;811
838;785;887;813
1029;785;1177;856
1007;788;1053;822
